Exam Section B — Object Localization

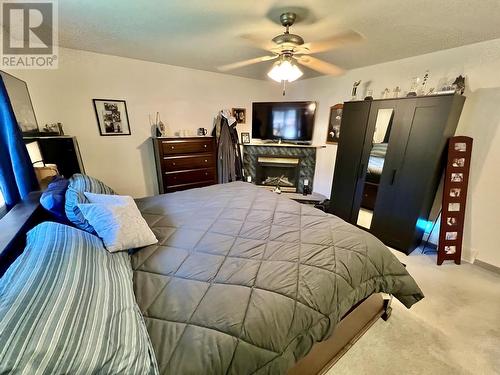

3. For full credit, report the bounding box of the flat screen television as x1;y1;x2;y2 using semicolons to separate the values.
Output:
252;101;316;143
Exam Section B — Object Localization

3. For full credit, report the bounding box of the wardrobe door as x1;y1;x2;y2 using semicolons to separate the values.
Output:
351;99;402;228
371;95;465;252
328;101;371;221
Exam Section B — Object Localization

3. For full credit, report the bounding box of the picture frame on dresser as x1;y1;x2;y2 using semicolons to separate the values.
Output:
93;99;131;136
241;132;250;144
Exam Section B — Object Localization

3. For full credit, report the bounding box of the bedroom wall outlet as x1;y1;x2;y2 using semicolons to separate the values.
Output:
247;176;252;182
304;179;309;186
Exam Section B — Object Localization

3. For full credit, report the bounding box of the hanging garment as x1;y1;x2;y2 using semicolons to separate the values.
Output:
212;111;243;184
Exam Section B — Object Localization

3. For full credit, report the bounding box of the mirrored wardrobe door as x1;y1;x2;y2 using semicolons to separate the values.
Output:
351;100;401;230
356;107;395;229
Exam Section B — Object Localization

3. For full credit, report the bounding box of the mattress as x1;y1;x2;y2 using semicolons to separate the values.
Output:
131;182;423;374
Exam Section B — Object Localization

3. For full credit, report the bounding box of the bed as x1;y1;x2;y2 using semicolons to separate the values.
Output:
131;182;423;374
0;181;423;375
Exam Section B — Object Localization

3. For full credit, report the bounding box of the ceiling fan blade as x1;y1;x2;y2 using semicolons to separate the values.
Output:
240;34;277;52
298;30;363;54
295;56;344;76
217;55;278;72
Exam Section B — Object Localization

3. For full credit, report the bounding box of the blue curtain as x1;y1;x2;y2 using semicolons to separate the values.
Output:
0;78;39;209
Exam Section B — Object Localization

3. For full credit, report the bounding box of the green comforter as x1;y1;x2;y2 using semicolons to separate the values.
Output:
132;182;423;374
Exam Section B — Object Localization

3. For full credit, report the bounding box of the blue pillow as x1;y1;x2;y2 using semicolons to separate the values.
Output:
40;176;69;221
64;174;115;232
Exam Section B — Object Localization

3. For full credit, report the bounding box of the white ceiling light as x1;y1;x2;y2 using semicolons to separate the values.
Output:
267;57;303;83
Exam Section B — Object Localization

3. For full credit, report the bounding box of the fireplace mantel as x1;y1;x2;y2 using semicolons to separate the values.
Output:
243;144;317;193
246;142;325;149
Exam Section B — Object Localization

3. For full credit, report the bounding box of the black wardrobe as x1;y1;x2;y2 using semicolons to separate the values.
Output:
328;94;465;254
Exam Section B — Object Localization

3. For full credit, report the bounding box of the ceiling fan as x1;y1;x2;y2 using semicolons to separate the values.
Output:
217;11;362;86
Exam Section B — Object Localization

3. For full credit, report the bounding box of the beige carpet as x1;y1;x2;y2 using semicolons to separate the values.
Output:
327;250;500;375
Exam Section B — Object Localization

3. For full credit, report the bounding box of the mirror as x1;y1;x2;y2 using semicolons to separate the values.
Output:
357;108;394;229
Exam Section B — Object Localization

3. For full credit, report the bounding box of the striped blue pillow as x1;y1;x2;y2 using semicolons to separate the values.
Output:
65;174;115;232
0;222;158;374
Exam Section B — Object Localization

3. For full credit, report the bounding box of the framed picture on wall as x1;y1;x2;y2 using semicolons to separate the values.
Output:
232;108;246;124
93;99;131;136
326;103;343;144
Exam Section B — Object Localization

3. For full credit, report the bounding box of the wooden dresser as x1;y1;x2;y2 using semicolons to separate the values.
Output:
153;137;217;193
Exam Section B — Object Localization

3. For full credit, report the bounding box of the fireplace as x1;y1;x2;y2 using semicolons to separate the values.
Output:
256;156;300;192
243;144;316;194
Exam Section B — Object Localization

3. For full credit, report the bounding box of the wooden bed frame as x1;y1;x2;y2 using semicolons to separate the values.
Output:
0;193;393;375
289;293;391;375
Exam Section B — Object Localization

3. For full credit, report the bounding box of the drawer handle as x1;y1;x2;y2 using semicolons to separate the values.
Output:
204;159;208;162
171;146;175;149
204;144;207;148
205;172;208;176
172;162;176;166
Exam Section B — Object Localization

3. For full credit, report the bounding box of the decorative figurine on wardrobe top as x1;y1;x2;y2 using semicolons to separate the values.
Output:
393;86;401;98
452;75;466;95
407;77;420;97
418;70;429;96
351;80;361;100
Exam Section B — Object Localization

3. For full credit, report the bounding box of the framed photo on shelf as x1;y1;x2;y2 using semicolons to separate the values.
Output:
93;99;131;136
326;103;343;144
241;132;250;144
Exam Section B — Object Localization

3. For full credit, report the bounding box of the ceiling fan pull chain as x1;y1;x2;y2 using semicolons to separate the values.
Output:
282;80;286;96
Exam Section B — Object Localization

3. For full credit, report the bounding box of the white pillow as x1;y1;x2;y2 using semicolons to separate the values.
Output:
84;192;130;205
77;195;157;253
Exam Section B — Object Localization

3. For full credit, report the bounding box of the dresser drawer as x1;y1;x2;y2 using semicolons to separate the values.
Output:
165;180;214;193
161;138;214;155
163;154;215;171
164;168;215;186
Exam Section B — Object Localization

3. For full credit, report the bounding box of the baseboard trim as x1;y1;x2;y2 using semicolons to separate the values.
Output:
474;259;500;275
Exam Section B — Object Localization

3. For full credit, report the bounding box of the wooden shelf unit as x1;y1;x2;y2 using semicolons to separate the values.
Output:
437;136;473;265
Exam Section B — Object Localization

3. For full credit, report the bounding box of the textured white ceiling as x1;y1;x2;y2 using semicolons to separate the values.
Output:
59;0;500;80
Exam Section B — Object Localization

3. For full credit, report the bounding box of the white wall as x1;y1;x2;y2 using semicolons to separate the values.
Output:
286;38;500;266
8;47;281;197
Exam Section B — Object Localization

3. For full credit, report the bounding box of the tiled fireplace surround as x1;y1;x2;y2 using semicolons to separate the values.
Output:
242;144;317;194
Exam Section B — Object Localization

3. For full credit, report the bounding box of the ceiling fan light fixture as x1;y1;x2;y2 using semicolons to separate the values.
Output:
267;58;303;83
